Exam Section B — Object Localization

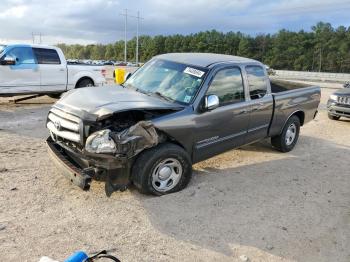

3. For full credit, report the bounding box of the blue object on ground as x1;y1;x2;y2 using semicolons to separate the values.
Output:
64;251;89;262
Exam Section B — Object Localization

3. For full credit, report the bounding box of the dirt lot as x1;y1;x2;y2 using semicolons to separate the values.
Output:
0;85;349;262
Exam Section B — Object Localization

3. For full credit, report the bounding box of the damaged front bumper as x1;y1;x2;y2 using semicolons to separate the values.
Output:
47;137;129;191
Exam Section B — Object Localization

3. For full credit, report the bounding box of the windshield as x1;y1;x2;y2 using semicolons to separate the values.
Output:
124;59;208;104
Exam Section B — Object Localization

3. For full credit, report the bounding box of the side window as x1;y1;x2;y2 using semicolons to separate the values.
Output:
6;47;36;64
33;48;61;64
246;66;267;100
207;67;245;106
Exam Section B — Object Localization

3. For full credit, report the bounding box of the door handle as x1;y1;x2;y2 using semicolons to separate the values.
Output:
59;68;65;72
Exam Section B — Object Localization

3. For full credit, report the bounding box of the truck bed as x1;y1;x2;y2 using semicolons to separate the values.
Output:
270;78;311;93
268;79;321;137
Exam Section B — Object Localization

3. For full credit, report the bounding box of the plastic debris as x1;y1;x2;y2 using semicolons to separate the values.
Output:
239;254;249;262
39;257;60;262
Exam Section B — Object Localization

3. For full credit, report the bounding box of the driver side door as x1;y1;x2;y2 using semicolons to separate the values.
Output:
0;46;41;95
193;66;251;162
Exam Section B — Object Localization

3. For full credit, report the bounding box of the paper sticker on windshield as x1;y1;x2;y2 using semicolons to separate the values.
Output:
184;67;205;78
184;95;192;103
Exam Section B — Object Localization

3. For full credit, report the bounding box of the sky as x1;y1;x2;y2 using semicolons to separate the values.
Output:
0;0;349;45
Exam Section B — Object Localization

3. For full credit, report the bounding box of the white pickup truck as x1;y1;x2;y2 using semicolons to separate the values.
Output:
0;44;106;97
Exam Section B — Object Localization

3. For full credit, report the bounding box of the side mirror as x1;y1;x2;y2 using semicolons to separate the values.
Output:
1;56;16;65
124;72;132;82
204;94;219;111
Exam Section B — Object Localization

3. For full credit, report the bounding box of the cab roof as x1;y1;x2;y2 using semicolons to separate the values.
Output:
155;53;261;68
1;43;58;49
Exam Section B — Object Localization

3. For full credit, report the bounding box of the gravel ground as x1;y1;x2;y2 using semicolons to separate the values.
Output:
0;86;349;262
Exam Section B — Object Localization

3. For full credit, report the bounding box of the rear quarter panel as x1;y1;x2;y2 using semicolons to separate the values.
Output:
67;65;106;90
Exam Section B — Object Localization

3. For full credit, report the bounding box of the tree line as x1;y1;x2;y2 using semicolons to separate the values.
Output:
57;22;350;73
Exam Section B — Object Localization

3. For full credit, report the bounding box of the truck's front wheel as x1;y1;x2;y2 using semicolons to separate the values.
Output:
132;143;192;195
271;115;300;152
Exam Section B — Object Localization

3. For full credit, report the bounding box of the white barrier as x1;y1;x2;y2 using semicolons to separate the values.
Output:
274;70;350;83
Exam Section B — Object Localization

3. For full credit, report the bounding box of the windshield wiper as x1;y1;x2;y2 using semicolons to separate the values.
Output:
135;88;149;95
152;92;175;103
133;88;175;103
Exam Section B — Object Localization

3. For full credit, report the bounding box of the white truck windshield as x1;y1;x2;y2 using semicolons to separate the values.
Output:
124;59;207;104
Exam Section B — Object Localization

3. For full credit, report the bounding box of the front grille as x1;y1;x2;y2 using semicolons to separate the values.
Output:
337;96;350;105
47;108;82;143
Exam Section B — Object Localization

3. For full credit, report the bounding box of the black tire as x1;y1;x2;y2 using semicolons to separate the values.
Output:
271;115;301;152
328;113;340;120
132;143;192;195
47;93;62;99
76;78;94;88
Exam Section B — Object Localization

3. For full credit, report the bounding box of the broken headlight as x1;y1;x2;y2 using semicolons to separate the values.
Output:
85;129;116;154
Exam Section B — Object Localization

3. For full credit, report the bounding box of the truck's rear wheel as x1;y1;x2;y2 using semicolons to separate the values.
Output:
131;143;192;195
76;78;94;88
328;113;340;120
271;115;300;152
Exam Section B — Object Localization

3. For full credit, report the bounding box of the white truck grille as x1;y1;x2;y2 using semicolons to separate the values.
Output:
47;108;81;143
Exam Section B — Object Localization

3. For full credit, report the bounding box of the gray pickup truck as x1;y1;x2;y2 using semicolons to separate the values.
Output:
46;53;321;196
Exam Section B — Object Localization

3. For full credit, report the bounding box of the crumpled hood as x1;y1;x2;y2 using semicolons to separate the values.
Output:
53;85;183;120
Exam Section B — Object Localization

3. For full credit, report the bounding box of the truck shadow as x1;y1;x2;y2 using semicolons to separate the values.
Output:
337;118;350;123
135;135;350;261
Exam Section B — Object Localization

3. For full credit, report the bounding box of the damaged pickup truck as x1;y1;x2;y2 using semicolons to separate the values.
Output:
47;53;321;196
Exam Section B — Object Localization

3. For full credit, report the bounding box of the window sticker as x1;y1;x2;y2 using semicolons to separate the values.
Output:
184;95;192;103
184;67;205;78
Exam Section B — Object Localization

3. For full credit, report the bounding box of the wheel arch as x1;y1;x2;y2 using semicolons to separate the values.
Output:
75;76;94;88
282;110;305;131
157;129;191;156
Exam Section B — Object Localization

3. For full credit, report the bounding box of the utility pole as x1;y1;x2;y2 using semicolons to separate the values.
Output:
133;11;144;65
319;46;322;72
32;32;43;44
136;11;140;65
120;10;144;64
120;9;128;63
